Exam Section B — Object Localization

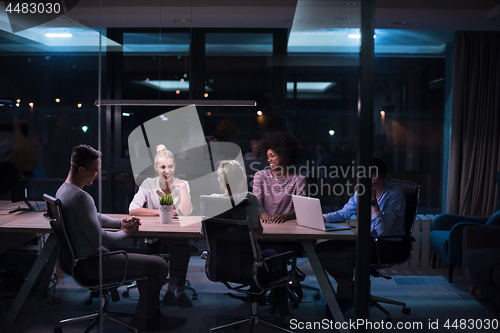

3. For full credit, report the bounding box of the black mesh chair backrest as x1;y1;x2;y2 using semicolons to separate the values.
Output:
43;194;75;276
200;196;258;286
389;179;421;236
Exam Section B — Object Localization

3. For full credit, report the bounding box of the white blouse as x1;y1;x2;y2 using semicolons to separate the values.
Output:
129;176;192;215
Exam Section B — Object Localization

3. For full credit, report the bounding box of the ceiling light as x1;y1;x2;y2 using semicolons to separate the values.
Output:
45;33;72;38
392;21;413;25
348;34;361;39
174;19;192;23
287;82;336;93
96;100;257;107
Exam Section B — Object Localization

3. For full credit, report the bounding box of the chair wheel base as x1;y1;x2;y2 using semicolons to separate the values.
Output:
402;307;411;314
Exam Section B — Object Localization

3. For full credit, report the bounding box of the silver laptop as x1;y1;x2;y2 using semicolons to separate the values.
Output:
292;195;351;232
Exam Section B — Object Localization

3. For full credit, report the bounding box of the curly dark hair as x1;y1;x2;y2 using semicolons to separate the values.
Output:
259;131;300;167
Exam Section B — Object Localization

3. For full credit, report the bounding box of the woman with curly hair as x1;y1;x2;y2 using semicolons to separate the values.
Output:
252;131;306;223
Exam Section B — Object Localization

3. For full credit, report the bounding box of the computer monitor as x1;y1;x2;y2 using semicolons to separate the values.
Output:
9;177;36;213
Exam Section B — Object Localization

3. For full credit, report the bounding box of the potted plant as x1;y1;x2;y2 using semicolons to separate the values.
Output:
159;193;174;224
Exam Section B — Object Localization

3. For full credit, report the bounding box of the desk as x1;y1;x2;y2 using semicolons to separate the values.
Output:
1;210;355;332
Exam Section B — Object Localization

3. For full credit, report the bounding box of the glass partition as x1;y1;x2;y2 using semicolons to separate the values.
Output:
0;1;460;330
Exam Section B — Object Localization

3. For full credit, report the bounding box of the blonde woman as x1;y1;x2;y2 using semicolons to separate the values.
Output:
129;144;194;308
130;144;192;217
212;160;264;234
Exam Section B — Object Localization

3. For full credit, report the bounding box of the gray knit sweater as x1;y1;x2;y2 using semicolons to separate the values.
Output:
56;183;126;258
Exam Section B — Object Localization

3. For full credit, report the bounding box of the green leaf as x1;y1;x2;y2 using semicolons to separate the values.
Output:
159;193;174;206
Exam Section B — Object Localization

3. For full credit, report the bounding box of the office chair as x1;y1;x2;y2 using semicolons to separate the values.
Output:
43;194;143;333
369;179;420;321
200;195;297;333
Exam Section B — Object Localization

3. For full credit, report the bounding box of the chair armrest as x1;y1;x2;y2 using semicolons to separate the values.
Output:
376;234;415;242
463;226;500;251
432;213;488;231
75;250;130;286
254;251;296;290
449;222;487;242
372;236;413;266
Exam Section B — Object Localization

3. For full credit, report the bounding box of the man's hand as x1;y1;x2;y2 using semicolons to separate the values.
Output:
371;178;377;200
121;217;141;237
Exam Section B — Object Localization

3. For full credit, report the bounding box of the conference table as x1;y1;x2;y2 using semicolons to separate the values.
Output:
0;205;355;332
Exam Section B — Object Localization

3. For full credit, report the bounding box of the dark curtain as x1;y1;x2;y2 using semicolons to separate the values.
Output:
447;31;500;216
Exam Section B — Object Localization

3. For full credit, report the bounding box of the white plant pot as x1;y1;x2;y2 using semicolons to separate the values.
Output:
159;205;174;224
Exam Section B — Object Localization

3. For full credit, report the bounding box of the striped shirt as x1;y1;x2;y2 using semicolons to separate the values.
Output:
252;169;306;216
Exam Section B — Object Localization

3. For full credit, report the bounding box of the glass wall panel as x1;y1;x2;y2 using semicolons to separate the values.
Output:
0;23;102;199
122;31;190;100
373;30;453;213
203;32;274;142
286;3;362;210
287;27;452;213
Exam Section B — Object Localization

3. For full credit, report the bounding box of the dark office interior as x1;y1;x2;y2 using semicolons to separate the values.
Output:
1;1;499;332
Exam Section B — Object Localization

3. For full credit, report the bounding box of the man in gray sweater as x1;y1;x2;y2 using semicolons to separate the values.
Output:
56;144;187;331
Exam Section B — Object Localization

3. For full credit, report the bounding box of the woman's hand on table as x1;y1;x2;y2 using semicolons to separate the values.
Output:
270;214;287;223
260;213;287;224
260;213;272;224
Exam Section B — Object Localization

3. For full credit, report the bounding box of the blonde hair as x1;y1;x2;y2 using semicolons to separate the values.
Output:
217;160;246;196
154;144;175;167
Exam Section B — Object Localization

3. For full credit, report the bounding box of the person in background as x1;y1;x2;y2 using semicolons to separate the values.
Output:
56;144;186;331
314;142;336;178
252;131;306;223
0;119;39;196
129;144;194;308
315;158;406;313
244;138;263;160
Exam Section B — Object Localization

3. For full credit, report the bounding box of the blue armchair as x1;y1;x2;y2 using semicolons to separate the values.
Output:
430;210;500;282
